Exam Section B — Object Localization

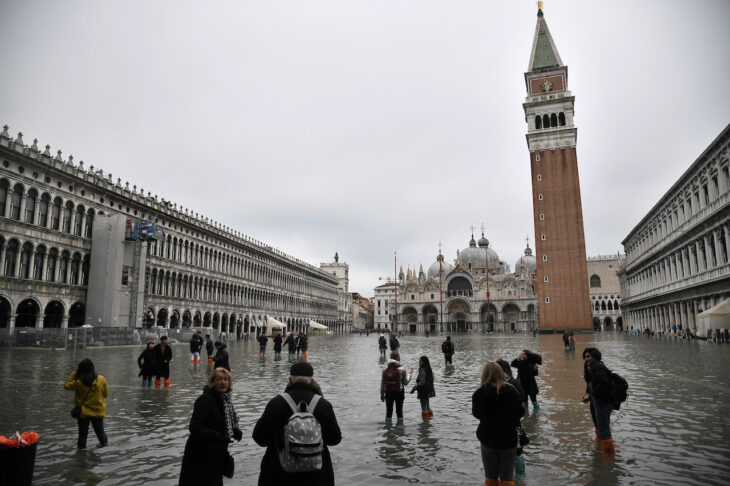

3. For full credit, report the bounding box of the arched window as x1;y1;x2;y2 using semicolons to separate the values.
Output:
558;112;566;126
590;274;601;288
59;251;70;283
4;239;19;276
74;205;85;236
50;198;62;230
62;201;74;233
542;114;550;128
9;184;23;220
47;248;58;282
85;209;95;238
594;301;600;311
38;193;50;227
24;189;37;224
0;179;9;217
535;116;542;129
33;245;46;280
550;113;558;127
19;242;33;278
601;301;607;311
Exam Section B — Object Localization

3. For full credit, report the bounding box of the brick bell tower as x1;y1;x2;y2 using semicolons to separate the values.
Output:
523;4;592;331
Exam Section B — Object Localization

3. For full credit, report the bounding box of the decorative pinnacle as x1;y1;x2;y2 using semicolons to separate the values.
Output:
538;1;543;11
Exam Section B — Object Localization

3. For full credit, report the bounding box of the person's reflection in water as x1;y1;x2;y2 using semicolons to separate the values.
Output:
416;420;440;458
376;425;409;471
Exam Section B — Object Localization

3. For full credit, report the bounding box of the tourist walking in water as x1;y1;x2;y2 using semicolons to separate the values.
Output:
273;332;283;359
378;333;387;358
179;367;242;485
212;341;231;372
389;333;400;352
258;332;268;358
411;355;435;420
511;350;542;410
380;351;412;425
299;333;309;361
252;362;342;486
205;334;214;364
154;336;173;388
471;362;524;486
562;330;570;350
582;347;615;456
64;358;109;449
137;341;156;387
189;330;203;364
284;332;296;360
441;335;455;366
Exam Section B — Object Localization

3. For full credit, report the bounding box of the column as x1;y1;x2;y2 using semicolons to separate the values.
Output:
61;315;69;329
683;247;691;276
27;249;36;282
35;314;43;329
13;250;21;276
78;212;86;238
9;314;16;336
17;192;26;224
40;252;48;281
703;234;712;269
724;223;730;263
714;229;724;268
0;245;6;274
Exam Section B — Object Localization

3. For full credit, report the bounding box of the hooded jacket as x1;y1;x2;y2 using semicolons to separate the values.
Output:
380;359;411;398
252;381;342;486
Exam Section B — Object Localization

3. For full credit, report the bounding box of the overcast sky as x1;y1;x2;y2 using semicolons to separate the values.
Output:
2;0;728;296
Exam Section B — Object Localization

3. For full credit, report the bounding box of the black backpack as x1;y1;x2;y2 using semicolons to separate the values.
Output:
608;370;628;409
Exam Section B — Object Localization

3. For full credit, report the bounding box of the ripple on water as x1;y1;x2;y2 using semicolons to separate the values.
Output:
2;333;730;485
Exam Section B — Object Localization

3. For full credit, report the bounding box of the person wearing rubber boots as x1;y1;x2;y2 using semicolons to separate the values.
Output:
583;347;616;456
154;336;173;388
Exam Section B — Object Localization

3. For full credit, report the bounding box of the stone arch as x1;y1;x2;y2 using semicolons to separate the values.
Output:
145;307;156;327
447;276;472;297
550;113;558;127
170;309;181;328
0;295;11;327
183;309;192;327
604;316;613;330
43;300;65;328
422;304;438;324
16;298;41;327
194;310;202;326
593;316;601;331
213;312;220;329
590;274;601;288
68;301;86;327
502;303;520;331
558;112;566;126
156;307;168;327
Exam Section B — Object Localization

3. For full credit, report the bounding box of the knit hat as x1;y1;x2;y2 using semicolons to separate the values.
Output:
290;362;314;377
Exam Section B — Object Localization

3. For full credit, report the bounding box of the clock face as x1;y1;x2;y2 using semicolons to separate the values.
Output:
541;79;553;92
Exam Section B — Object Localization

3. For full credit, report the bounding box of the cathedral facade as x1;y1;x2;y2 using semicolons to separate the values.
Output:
392;233;538;334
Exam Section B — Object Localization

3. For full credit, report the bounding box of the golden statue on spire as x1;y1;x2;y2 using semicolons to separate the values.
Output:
538;1;544;11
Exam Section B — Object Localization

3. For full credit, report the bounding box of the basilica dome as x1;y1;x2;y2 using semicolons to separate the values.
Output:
458;233;500;271
427;252;453;278
515;245;537;274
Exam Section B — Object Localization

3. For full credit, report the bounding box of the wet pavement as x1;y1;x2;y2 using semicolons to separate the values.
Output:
1;332;729;485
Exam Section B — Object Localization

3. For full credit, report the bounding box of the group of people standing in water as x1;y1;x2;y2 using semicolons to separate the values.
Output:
62;332;619;485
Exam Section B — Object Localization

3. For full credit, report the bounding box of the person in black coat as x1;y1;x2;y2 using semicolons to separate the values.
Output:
154;336;173;388
583;347;615;456
511;349;542;411
252;362;342;486
137;342;156;387
179;368;242;486
273;333;283;358
284;333;297;360
212;341;231;371
472;362;524;486
205;334;214;364
189;331;203;364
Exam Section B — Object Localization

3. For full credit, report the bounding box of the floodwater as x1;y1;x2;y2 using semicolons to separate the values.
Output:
1;333;729;486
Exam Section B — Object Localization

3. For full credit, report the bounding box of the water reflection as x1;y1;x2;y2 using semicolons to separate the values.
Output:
1;333;730;485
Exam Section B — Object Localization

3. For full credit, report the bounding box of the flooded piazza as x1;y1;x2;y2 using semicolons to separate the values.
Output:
2;332;730;486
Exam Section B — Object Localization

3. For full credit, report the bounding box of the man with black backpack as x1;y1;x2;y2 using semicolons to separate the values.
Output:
380;351;413;425
252;362;342;485
582;347;627;457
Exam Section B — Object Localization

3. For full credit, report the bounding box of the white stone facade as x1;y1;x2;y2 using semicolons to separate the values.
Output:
588;255;624;331
320;254;352;331
373;282;396;331
619;124;730;334
0;125;342;336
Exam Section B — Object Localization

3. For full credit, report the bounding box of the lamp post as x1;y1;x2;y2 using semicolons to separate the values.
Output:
393;251;398;333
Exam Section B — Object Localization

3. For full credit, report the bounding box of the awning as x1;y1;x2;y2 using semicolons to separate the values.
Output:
698;298;730;317
266;316;286;329
308;320;328;330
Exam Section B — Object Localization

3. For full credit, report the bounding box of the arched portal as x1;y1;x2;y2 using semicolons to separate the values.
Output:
212;313;220;329
145;308;155;328
68;302;85;327
0;297;11;328
502;303;520;331
447;277;472;297
183;310;192;327
170;309;180;328
16;299;40;327
203;312;211;327
157;308;168;327
480;304;497;332
194;311;202;326
43;300;64;328
593;317;601;331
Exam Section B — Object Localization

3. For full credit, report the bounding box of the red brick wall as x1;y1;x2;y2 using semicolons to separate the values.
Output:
530;147;592;330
